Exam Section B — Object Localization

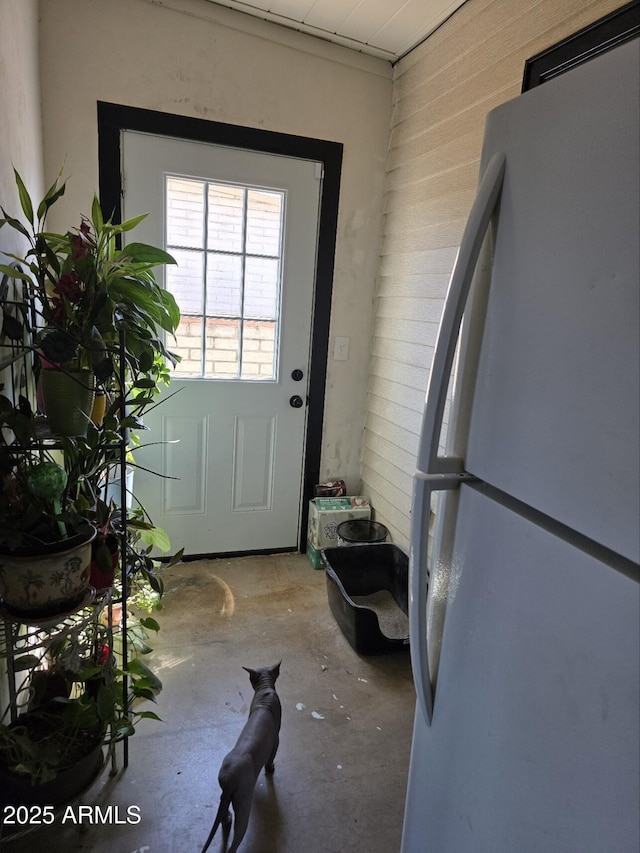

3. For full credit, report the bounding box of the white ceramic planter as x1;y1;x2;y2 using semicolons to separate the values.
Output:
0;528;96;618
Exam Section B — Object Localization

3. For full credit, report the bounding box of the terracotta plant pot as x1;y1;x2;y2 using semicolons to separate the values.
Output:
39;368;95;436
0;527;96;618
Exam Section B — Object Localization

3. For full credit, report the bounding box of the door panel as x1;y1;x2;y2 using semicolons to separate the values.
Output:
122;131;321;554
232;415;276;511
163;414;207;515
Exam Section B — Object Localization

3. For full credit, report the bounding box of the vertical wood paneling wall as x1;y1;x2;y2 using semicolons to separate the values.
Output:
361;0;625;550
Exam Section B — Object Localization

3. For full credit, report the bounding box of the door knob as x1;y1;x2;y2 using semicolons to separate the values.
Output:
289;395;304;408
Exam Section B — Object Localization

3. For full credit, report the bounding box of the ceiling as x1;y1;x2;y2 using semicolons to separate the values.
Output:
204;0;469;61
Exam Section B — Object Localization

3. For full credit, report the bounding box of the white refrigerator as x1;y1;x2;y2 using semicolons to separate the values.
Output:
402;39;639;853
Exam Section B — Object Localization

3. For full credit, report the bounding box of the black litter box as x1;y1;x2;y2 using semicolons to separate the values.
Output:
321;543;410;655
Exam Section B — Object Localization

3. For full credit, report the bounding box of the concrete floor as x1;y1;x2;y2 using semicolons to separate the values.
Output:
3;553;416;852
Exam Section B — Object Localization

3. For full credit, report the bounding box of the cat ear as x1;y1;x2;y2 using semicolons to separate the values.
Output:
243;666;259;687
270;661;281;680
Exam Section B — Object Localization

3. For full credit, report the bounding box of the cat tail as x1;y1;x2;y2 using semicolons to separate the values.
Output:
201;792;232;853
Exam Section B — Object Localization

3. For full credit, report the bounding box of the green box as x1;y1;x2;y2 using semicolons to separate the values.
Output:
306;539;324;569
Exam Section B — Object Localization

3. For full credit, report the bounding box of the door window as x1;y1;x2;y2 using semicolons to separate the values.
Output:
165;176;284;380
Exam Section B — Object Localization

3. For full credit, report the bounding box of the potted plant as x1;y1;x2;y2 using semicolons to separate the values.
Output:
0;621;163;805
0;168;182;800
0;170;181;614
0;394;98;617
0;167;180;436
87;497;122;590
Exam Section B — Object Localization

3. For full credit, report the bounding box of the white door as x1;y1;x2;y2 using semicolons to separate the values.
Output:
121;131;322;554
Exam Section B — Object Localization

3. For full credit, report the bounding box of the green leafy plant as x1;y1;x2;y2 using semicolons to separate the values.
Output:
0;649;163;785
0;169;182;550
0;168;179;385
0;395;93;549
0;170;184;788
0;581;169;787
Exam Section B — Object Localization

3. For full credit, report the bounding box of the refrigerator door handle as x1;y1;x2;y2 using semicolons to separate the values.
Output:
416;152;506;475
410;152;506;726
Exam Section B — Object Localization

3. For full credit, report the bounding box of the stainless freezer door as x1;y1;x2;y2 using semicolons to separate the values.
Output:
401;484;640;853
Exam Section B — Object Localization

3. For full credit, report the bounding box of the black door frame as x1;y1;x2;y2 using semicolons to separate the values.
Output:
97;102;343;556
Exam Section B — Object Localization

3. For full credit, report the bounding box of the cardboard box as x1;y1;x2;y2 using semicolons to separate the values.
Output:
307;497;370;568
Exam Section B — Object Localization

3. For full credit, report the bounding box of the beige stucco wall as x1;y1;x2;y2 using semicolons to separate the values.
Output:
36;0;393;494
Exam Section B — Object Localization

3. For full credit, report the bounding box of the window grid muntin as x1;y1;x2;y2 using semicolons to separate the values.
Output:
200;181;207;376
165;175;284;380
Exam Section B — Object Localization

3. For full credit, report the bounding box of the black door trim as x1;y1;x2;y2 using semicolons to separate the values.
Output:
97;102;343;555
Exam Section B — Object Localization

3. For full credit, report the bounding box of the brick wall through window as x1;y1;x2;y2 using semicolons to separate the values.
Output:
165;176;283;380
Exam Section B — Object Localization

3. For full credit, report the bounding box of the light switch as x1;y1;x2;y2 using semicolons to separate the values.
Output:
333;336;350;361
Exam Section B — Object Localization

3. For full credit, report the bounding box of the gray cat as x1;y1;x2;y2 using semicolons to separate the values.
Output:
201;662;282;853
